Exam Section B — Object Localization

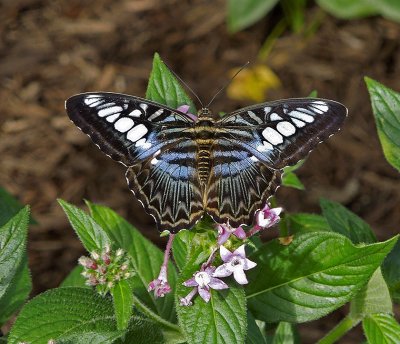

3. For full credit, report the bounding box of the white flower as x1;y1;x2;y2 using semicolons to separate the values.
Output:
213;245;257;285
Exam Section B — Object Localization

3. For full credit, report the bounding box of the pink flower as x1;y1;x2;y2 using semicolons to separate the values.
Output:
256;204;282;228
217;223;246;245
180;266;228;306
213;245;257;285
247;204;282;238
148;265;172;297
177;105;197;121
148;234;175;298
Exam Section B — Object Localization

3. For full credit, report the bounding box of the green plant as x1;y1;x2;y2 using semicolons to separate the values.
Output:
2;55;400;343
227;0;400;33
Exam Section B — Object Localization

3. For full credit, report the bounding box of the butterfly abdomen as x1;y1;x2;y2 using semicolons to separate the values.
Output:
197;142;212;185
194;118;216;185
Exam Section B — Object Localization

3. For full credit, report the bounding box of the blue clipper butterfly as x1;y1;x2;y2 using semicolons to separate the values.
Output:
66;93;347;233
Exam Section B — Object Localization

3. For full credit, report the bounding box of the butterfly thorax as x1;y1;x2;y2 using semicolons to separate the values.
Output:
193;108;216;186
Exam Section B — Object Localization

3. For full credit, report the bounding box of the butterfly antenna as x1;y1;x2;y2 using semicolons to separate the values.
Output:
163;61;204;108
206;61;250;108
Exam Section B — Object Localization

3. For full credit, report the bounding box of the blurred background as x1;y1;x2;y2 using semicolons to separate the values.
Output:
1;0;399;342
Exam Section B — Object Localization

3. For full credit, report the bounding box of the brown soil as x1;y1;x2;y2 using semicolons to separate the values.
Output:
1;1;399;342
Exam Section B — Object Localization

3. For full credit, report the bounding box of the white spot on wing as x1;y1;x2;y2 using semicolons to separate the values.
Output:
290;110;314;123
148;109;164;121
292;118;305;128
276;121;296;136
262;127;283;145
297;107;317;116
135;138;152;149
106;113;120;123
270;113;282;121
250;155;259;162
264;106;272;114
151;157;159;165
128;109;142;117
84;96;100;105
114;117;134;132
98;106;123;117
140;103;148;111
257;141;274;152
127;124;148;142
312;101;329;113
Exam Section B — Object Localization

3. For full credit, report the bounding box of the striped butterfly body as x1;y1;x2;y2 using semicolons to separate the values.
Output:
66;93;347;233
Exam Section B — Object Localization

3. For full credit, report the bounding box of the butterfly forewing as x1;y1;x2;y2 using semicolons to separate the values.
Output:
65;93;193;166
217;98;347;168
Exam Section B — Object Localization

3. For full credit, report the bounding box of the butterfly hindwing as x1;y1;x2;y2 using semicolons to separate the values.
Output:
205;138;281;227
126;140;204;232
217;98;347;168
65;93;193;166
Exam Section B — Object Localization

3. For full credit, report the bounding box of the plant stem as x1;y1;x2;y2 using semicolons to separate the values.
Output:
132;294;181;332
163;233;175;268
317;315;360;344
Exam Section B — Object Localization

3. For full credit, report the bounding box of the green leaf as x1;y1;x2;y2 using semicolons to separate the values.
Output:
246;312;266;344
316;0;378;19
172;230;196;271
282;159;305;174
376;0;400;23
246;233;398;323
382;239;400;303
86;202;178;325
0;259;32;326
117;316;165;344
8;287;120;344
365;77;400;172
320;198;376;244
288;213;330;234
272;322;299;344
308;90;318;98
57;331;124;344
111;279;134;330
146;53;196;114
0;206;31;326
281;172;304;190
176;261;247;344
227;0;279;32
363;313;400;344
58;199;110;252
350;268;392;319
60;265;88;288
172;230;212;272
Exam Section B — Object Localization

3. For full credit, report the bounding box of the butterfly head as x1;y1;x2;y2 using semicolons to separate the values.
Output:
198;107;213;119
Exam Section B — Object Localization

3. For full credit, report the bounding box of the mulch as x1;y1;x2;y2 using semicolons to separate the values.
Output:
1;1;399;342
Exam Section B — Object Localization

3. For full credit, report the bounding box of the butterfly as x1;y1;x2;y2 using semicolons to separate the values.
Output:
65;93;347;233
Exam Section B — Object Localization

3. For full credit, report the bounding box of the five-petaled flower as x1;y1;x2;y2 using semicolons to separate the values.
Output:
217;223;246;245
213;245;257;285
180;266;228;306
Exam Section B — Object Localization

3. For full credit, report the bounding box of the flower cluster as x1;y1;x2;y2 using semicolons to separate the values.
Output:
147;204;282;305
179;204;282;306
79;245;134;295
